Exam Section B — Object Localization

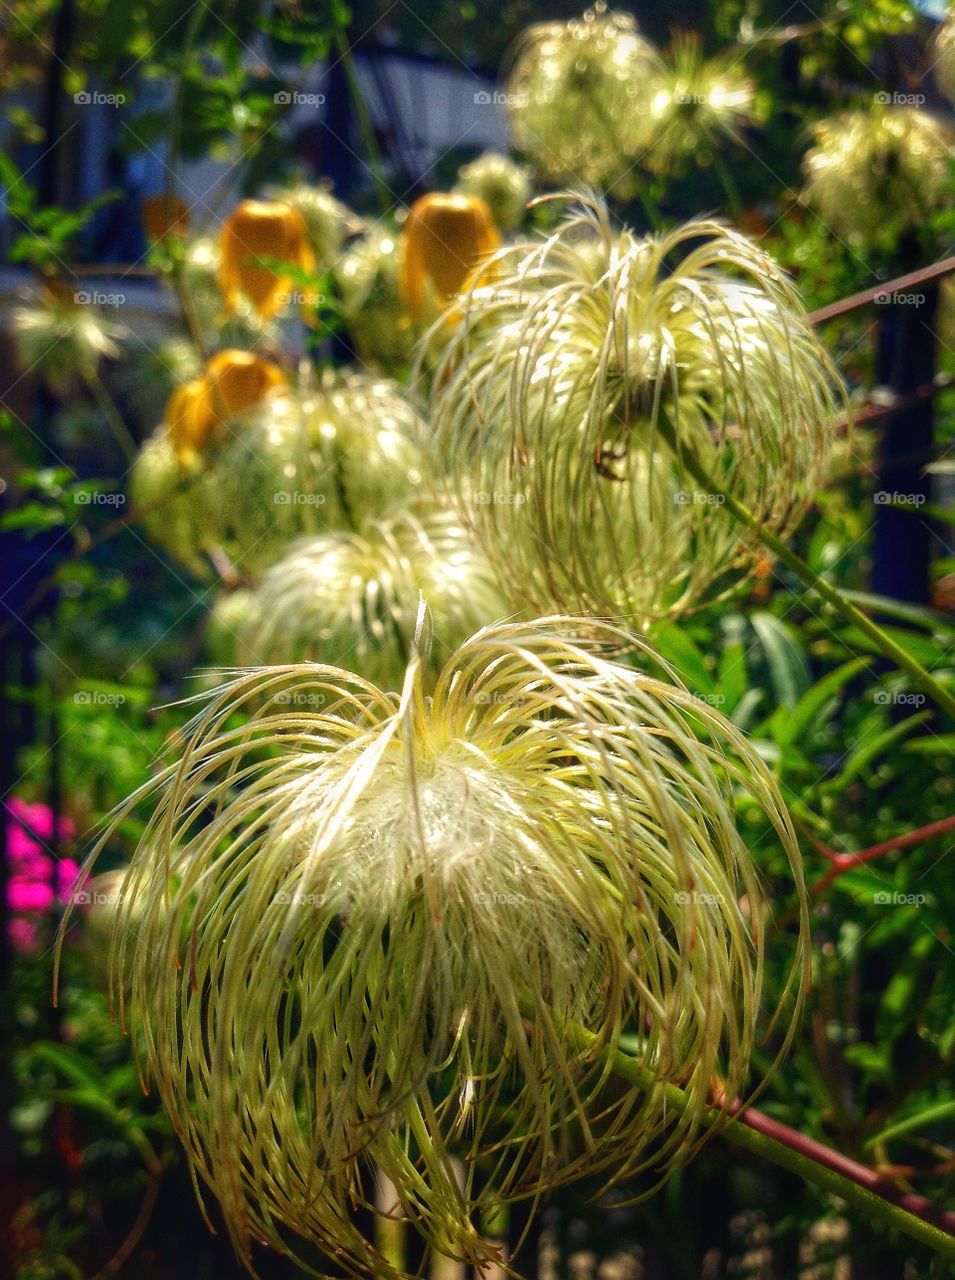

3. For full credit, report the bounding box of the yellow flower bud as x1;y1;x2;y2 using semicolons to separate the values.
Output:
165;378;211;460
164;350;286;461
399;192;500;321
217;199;316;319
203;348;286;421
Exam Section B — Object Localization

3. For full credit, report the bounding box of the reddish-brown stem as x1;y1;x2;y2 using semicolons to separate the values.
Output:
809;814;955;898
730;1102;955;1235
809;254;955;325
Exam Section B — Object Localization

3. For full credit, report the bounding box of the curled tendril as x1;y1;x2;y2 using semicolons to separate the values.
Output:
61;617;809;1277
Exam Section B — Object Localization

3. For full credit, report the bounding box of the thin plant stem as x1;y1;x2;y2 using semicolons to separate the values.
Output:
653;412;955;720
82;367;138;464
165;4;210;362
703;135;742;218
532;1001;955;1258
809;813;955;897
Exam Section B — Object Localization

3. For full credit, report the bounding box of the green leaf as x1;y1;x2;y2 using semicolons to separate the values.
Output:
648;624;716;695
775;658;871;749
865;1099;955;1150
821;714;928;794
751;612;810;709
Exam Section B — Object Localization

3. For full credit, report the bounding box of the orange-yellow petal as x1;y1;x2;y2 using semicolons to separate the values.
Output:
399;193;500;322
217;199;316;319
203;349;286;424
166;379;214;461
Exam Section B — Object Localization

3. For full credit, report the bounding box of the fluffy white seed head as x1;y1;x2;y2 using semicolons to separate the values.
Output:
455;152;532;232
429;195;844;622
505;6;660;191
336;227;416;372
130;368;429;576
69;618;809;1277
238;508;510;688
802;106;953;250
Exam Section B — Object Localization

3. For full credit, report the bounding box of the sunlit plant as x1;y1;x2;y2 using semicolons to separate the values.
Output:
130;366;428;577
455;151;532;233
218;198;316;319
237;508;509;687
11;278;124;395
166;349;286;462
505;5;658;191
270;182;355;272
430;195;842;622
641;32;759;193
336;225;415;370
801;105;953;249
69;617;808;1276
933;7;955;105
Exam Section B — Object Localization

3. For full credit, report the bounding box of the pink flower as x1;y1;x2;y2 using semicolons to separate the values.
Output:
9;876;55;912
5;798;79;953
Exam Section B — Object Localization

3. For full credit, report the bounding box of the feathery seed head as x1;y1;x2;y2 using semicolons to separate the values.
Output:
430;196;843;621
455;152;532;233
269;183;354;271
238;508;509;687
801;106;953;249
12;279;124;393
505;6;659;190
642;33;759;173
336;226;415;371
129;430;211;578
133;367;429;575
73;617;808;1276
